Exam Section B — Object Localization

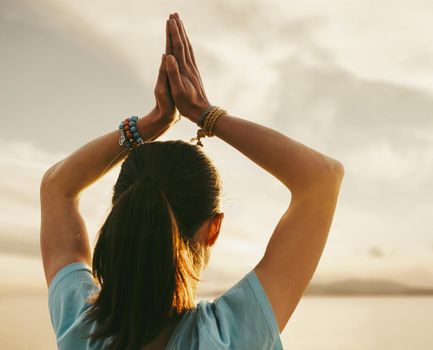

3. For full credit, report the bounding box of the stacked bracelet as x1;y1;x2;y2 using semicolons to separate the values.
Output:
197;105;215;128
203;107;226;136
191;106;226;147
118;116;147;150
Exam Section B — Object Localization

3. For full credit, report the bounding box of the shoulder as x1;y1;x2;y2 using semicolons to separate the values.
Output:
48;262;107;349
48;262;98;315
167;270;284;350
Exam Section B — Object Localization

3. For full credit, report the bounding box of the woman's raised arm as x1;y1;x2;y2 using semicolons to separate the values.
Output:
40;19;180;287
166;13;345;333
211;114;344;332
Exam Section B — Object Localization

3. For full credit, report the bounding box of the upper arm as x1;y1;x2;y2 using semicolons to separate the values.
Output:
40;170;92;288
254;165;344;332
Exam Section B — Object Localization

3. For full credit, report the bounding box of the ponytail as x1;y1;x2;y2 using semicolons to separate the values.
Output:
83;140;222;349
85;177;195;349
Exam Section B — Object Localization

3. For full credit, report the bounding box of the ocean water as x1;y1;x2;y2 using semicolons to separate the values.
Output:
0;295;432;349
280;296;433;350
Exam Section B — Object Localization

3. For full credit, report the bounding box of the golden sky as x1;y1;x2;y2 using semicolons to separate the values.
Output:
1;0;432;293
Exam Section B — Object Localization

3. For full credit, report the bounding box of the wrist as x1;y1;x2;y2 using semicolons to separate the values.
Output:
135;109;165;141
191;103;212;125
149;105;181;125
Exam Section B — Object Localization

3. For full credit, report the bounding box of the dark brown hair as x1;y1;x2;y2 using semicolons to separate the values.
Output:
83;140;222;349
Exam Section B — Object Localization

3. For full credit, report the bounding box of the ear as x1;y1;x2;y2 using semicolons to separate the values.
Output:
207;212;224;247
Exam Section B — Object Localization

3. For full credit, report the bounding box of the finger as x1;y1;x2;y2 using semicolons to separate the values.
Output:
165;55;185;100
155;54;166;92
165;20;173;55
177;19;208;101
160;56;170;89
160;55;172;99
174;14;207;97
154;54;169;101
180;19;206;95
173;14;193;67
182;22;198;70
175;15;205;89
169;18;187;71
155;54;177;113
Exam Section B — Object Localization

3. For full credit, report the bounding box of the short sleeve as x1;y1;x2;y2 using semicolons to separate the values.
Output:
48;262;99;342
196;269;284;350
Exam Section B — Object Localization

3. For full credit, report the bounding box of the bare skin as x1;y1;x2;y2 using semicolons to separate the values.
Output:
40;11;344;350
163;12;345;334
143;11;344;347
39;13;220;350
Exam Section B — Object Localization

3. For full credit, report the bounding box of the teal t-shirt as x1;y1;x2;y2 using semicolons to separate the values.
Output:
48;262;284;349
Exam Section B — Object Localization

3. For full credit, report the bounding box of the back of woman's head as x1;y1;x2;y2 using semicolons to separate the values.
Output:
84;140;222;349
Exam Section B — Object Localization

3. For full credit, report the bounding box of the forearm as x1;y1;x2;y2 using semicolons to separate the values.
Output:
43;108;169;198
212;114;344;196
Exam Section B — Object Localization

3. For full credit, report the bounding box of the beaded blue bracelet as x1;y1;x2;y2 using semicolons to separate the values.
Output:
118;116;146;150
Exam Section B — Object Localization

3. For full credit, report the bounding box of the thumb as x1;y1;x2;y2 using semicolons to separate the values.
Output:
155;54;167;91
154;54;172;106
165;55;185;98
159;55;171;94
158;55;176;106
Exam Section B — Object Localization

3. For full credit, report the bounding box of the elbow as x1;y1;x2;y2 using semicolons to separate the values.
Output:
40;163;61;195
316;160;345;206
40;161;79;199
298;159;344;200
40;168;53;196
284;156;345;197
320;158;345;189
301;158;345;196
331;159;345;183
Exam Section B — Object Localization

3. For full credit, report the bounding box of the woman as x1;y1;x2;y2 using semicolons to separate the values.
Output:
40;12;344;350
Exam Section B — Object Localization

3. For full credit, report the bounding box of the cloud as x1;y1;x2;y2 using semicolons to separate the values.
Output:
271;58;433;153
0;1;152;154
262;39;433;248
0;233;39;257
1;0;432;289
